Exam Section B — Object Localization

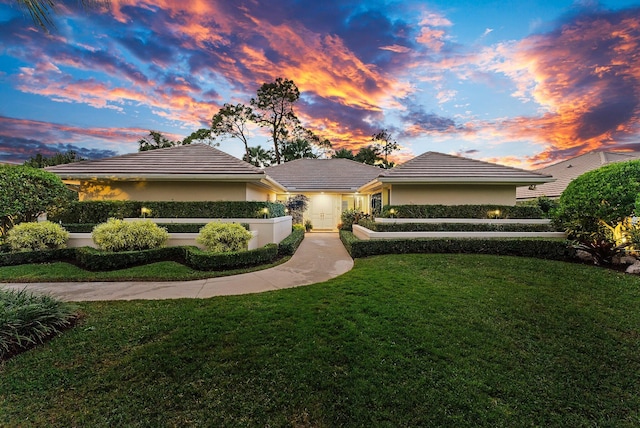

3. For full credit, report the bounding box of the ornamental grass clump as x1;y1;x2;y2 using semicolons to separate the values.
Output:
1;288;77;360
197;222;251;253
7;221;70;252
92;219;169;252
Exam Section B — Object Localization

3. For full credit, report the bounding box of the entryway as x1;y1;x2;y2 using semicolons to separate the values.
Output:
308;194;340;230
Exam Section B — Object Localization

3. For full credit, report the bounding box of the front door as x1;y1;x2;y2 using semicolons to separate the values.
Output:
309;194;337;230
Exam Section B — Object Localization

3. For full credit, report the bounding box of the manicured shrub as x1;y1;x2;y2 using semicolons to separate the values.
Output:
75;246;184;271
7;221;70;252
92;219;169;252
1;288;77;360
0;248;76;267
184;244;278;271
196;222;252;253
340;209;371;231
380;204;544;219
358;219;556;233
278;227;305;256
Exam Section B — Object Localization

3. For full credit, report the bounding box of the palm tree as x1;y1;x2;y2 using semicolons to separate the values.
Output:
243;146;273;168
14;0;108;31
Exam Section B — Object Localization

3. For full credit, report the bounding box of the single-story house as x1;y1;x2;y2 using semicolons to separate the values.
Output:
47;144;553;230
517;150;640;201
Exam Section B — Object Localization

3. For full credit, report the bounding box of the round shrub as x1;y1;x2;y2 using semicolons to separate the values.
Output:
7;221;70;252
196;222;252;253
92;219;169;252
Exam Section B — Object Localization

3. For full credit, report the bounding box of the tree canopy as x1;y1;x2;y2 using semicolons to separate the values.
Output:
13;0;108;32
372;129;399;168
211;103;255;161
23;150;85;168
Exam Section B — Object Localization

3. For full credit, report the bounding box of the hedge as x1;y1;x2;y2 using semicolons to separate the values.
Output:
0;248;76;267
358;219;556;233
380;204;544;219
62;223;250;233
340;230;575;261
75;246;185;271
51;201;286;223
184;244;278;271
277;228;305;256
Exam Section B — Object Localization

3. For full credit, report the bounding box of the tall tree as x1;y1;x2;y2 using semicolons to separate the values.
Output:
354;146;384;166
24;150;85;168
251;78;301;164
211;103;255;161
332;148;356;160
138;131;179;152
243;145;273;168
372;129;399;167
182;128;217;146
282;139;317;162
13;0;109;32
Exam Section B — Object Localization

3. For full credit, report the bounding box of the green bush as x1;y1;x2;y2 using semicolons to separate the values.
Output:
0;248;76;267
278;227;305;256
358;219;556;232
185;244;278;271
51;201;286;223
7;221;70;252
1;288;77;360
340;209;371;231
340;230;574;261
92;219;170;252
75;246;184;271
197;222;252;253
380;204;544;219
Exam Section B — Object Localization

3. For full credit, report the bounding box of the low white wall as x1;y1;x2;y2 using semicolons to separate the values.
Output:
353;224;566;240
375;218;552;224
68;231;259;250
123;216;292;247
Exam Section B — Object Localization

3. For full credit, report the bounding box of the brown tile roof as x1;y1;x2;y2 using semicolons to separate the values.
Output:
265;158;383;191
45;144;265;177
516;151;640;200
379;152;553;184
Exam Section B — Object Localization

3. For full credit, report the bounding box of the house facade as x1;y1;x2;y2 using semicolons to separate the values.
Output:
47;144;553;230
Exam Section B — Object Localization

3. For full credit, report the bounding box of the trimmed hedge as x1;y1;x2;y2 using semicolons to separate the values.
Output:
51;201;286;223
0;248;76;267
340;230;575;261
184;244;278;271
380;204;544;219
61;223;250;233
75;246;185;271
277;228;305;256
359;220;556;233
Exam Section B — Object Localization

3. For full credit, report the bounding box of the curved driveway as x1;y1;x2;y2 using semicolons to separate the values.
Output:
1;233;353;302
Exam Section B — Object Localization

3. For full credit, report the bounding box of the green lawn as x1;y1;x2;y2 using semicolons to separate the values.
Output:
0;258;290;282
1;254;639;427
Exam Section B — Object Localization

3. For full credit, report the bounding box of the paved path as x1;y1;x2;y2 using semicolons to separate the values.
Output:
1;233;353;302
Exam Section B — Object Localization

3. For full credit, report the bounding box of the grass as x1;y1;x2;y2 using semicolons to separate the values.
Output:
0;257;290;282
1;253;639;426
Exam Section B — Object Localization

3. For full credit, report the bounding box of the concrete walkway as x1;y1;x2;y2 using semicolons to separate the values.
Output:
1;233;353;302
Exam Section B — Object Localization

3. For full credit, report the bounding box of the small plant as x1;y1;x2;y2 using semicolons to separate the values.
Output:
285;194;309;225
196;222;252;253
7;221;70;252
304;220;313;232
340;209;370;231
92;219;169;252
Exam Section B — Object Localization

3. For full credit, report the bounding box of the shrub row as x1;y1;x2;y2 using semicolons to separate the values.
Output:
340;231;575;261
185;244;278;271
61;223;250;233
358;219;556;232
50;201;286;223
277;227;305;256
380;204;544;219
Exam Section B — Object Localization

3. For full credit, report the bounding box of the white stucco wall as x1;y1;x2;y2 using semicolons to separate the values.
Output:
389;184;516;206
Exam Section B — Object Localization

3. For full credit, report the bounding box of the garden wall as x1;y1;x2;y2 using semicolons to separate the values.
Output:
67;231;260;250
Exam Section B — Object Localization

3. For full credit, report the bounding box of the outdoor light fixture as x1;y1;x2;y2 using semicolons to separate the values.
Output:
262;207;269;218
141;207;151;218
389;208;396;218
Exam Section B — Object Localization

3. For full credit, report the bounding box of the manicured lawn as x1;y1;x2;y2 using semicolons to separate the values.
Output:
1;254;639;427
0;258;290;282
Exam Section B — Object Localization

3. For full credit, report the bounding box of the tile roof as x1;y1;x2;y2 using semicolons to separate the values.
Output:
45;144;265;177
378;152;553;184
265;158;383;191
516;151;640;200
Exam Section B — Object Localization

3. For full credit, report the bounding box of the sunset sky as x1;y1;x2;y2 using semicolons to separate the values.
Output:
1;0;640;168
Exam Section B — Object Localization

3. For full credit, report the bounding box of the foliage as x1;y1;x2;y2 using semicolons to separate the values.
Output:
23;150;85;168
185;244;278;270
243;145;273;167
285;194;309;225
282;139;318;162
92;219;169;252
13;0;108;32
340;209;371;230
304;219;313;232
358;219;556;232
354;145;383;166
211;103;256;161
277;227;305;256
371;129;399;168
181;128;217;146
380;204;544;219
51;200;286;223
7;221;70;251
75;246;183;271
0;248;75;267
0;288;77;360
332;148;356;160
251;77;301;164
196;222;252;253
138;130;181;151
0;165;74;236
553;160;640;238
340;230;574;261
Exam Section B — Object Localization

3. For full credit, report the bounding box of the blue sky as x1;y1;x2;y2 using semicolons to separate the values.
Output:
1;0;639;168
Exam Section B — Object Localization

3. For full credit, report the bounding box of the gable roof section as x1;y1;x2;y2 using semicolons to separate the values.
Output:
373;152;553;185
517;150;640;200
45;144;277;182
265;158;383;191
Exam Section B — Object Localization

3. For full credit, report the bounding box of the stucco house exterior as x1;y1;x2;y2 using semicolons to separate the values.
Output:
46;144;553;230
